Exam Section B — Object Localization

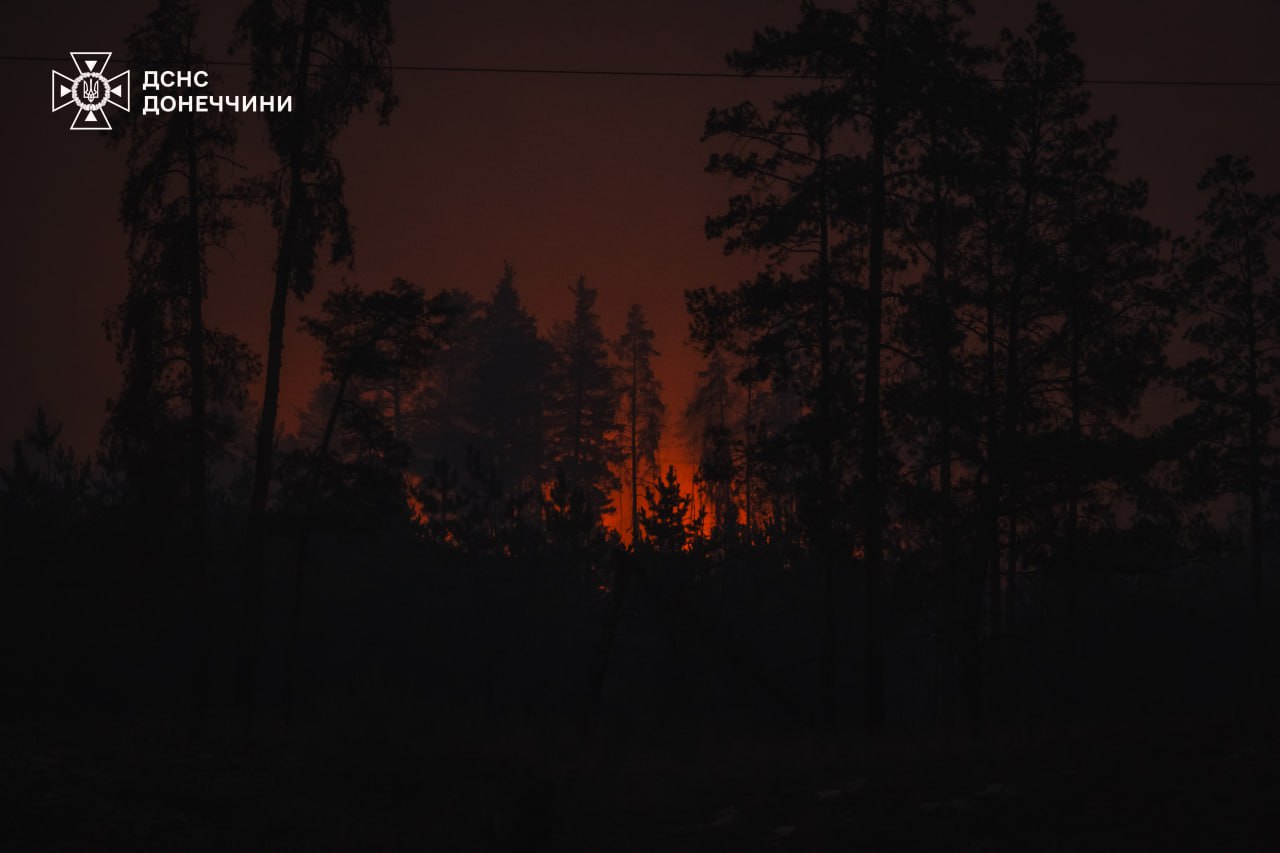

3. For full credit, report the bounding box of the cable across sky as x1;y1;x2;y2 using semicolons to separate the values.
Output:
4;53;1280;87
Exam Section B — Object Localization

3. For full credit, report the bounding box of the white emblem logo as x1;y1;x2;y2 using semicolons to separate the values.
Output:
51;52;130;131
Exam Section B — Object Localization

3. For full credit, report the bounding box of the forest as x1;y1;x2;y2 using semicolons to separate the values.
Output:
3;0;1279;850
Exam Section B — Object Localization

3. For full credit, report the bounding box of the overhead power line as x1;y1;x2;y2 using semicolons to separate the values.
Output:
4;53;1280;87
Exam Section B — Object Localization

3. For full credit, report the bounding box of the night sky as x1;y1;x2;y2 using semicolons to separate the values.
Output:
3;0;1280;461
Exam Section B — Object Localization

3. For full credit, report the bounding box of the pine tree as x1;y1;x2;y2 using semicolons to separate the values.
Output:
234;0;397;730
414;455;470;550
409;289;482;491
468;265;554;531
615;304;664;544
685;349;740;540
1175;154;1280;634
640;466;703;555
698;4;861;726
698;0;978;730
282;278;446;717
955;3;1171;718
109;0;258;736
881;0;990;731
546;277;622;522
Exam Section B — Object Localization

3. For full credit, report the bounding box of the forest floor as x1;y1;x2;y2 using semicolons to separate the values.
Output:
4;707;1279;851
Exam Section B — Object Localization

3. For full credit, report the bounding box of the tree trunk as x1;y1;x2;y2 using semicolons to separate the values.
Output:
1064;278;1083;724
816;135;838;727
631;337;639;545
930;146;956;730
744;378;754;544
971;218;1000;737
1245;274;1263;666
863;52;887;732
186;115;209;740
238;0;317;736
284;373;348;723
997;139;1039;719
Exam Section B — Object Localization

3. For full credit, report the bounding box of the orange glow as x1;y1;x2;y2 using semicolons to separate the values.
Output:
611;454;707;544
404;472;428;526
404;440;711;540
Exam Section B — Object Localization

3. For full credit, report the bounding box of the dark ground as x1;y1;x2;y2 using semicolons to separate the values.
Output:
5;705;1279;852
4;529;1277;850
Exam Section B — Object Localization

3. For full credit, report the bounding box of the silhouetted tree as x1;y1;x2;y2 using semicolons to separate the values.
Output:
685;349;742;542
108;0;257;735
414;455;469;551
955;3;1171;717
698;4;860;725
640;466;703;555
546;277;622;523
881;0;989;730
1174;154;1280;634
282;278;449;717
0;410;98;609
615;304;664;544
463;265;554;540
2;409;94;520
410;288;483;456
235;0;397;728
700;0;979;730
877;1;1171;729
544;468;613;583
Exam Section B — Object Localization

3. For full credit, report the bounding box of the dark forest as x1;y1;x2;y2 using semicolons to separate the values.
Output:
3;1;1279;850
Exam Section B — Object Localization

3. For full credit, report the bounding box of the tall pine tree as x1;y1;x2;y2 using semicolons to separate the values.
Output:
109;0;257;736
1175;154;1280;635
546;278;622;524
234;0;397;731
615;304;664;544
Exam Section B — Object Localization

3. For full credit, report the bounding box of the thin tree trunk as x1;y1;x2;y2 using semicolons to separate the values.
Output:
993;274;1018;719
717;375;729;536
997;137;1039;719
1245;273;1263;663
631;337;639;545
970;217;1000;737
185;114;209;740
863;46;888;731
238;0;316;736
816;135;838;727
129;298;161;676
744;378;754;544
930;145;956;729
284;374;348;723
1064;279;1083;724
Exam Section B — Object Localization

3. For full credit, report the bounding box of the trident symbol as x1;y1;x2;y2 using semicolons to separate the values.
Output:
51;52;131;131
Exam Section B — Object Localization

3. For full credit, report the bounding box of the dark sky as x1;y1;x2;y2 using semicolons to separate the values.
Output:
3;0;1280;465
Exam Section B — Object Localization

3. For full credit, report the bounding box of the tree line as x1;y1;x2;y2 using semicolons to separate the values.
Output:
686;0;1279;730
2;0;1278;737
